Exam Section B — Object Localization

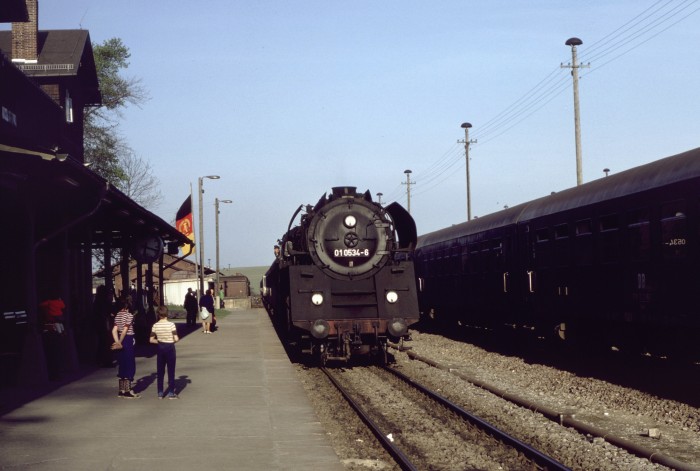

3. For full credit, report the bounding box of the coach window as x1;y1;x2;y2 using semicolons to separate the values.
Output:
574;219;593;265
627;208;650;261
598;214;620;263
534;228;552;267
461;244;469;272
467;243;478;273
553;223;571;266
450;246;461;274
660;200;687;260
554;224;569;239
490;239;503;270
575;219;592;236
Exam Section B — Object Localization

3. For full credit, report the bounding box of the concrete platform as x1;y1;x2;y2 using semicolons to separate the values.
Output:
0;308;344;470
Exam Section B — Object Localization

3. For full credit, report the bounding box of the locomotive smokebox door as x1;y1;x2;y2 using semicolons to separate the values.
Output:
308;196;391;280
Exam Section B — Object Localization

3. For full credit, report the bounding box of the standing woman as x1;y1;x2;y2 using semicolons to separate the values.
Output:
199;288;215;334
111;295;140;398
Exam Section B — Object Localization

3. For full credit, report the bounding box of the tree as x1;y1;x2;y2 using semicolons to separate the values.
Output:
84;37;161;210
119;150;163;210
86;38;161;277
87;38;148;120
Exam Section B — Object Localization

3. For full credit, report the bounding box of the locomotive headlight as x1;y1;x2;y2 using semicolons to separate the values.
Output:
385;290;398;304
311;319;330;339
387;318;408;337
311;293;324;306
344;215;357;228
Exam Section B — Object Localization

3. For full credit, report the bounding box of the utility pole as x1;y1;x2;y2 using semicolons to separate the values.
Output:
215;197;232;309
562;37;589;186
458;122;477;221
402;170;414;213
198;175;220;296
376;192;383;205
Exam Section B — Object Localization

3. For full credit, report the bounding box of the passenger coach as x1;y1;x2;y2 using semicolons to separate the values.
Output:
416;147;700;358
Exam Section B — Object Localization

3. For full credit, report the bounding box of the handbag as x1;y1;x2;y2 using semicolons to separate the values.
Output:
200;307;210;320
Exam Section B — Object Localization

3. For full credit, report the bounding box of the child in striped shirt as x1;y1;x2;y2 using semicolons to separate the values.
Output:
150;306;179;399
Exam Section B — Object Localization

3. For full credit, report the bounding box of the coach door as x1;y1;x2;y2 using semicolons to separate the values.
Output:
552;223;574;332
514;223;536;329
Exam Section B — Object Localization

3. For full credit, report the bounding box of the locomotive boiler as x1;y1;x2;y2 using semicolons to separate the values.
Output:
263;186;419;364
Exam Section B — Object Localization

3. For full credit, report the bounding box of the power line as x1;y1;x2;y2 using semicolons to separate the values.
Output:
408;0;698;202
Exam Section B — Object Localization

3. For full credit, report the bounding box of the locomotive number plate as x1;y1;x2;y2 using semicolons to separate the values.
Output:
334;248;370;257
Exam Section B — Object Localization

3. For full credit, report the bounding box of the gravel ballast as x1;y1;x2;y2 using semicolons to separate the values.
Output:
296;330;700;470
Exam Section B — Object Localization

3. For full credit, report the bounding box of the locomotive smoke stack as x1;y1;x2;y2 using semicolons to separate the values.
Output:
331;186;357;198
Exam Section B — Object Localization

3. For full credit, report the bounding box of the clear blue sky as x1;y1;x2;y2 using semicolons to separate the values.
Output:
5;1;699;268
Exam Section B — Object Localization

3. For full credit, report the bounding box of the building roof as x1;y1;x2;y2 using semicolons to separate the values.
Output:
1;147;193;253
0;29;101;104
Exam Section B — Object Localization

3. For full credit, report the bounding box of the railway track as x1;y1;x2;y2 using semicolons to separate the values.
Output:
392;337;700;471
321;365;569;471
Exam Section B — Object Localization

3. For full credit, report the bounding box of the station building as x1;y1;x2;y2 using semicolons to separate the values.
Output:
0;0;192;387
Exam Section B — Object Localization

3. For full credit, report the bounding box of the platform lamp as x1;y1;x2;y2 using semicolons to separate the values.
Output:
215;198;232;308
198;175;220;297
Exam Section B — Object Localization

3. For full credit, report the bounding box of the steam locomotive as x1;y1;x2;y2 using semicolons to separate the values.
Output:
263;187;419;364
415;147;700;359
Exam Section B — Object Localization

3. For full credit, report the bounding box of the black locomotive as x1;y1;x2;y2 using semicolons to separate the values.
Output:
263;186;419;364
416;147;700;359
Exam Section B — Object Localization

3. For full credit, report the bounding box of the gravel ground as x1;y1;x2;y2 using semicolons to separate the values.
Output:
296;331;700;470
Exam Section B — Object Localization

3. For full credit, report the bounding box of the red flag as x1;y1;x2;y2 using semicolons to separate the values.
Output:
176;196;195;256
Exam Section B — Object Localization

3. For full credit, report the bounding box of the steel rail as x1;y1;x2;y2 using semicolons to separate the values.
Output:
383;365;571;471
402;349;700;471
320;367;418;471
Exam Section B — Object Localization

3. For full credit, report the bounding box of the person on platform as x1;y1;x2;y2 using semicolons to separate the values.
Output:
39;292;66;380
111;295;139;399
199;288;215;334
184;288;198;326
150;305;179;399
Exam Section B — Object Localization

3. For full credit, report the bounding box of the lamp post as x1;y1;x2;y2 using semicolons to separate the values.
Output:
198;175;220;297
215;198;232;308
376;192;383;205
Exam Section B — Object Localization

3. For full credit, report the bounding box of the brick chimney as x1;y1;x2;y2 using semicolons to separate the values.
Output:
11;0;38;63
